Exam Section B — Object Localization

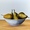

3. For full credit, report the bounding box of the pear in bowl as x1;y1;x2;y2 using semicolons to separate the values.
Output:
2;10;28;26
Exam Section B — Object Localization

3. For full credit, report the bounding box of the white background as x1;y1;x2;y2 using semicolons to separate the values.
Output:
0;0;30;19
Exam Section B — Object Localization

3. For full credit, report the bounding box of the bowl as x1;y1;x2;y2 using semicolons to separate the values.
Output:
4;19;25;26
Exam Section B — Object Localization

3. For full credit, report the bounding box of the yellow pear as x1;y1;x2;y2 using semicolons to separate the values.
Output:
19;12;28;19
13;10;19;20
3;14;12;19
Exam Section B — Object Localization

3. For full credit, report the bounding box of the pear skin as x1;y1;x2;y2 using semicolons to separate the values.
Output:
13;10;19;20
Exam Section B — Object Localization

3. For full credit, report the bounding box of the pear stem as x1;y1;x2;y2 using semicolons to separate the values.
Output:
11;10;13;13
14;9;15;13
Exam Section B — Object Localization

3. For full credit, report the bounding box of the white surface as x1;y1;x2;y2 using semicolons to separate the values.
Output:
0;0;30;20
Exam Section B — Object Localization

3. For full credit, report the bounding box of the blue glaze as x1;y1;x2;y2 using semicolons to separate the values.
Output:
5;19;25;26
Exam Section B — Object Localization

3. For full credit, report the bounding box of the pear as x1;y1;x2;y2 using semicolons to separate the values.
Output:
13;10;19;20
11;10;13;19
3;14;12;19
19;12;28;19
3;10;13;19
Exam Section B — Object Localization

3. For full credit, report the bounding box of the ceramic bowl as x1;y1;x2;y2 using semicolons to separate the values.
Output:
5;19;25;26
